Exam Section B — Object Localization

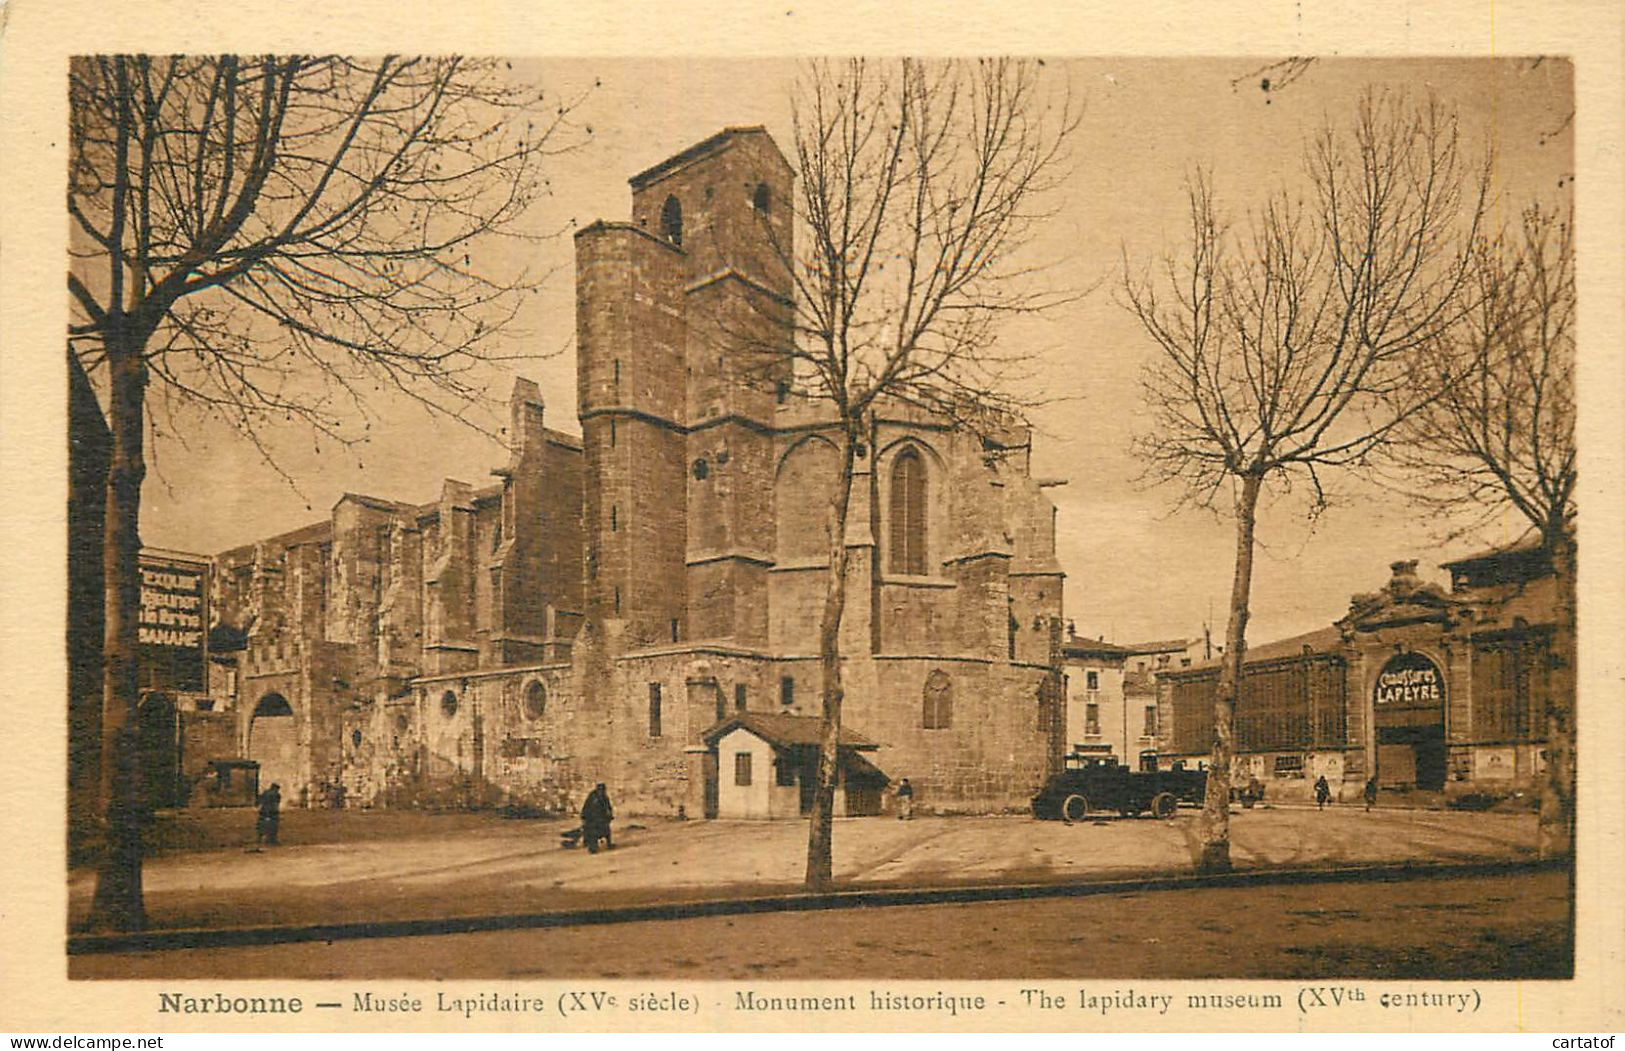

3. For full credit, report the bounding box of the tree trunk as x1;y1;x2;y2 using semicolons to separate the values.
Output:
806;429;858;890
1197;470;1262;874
88;342;148;931
1539;527;1576;860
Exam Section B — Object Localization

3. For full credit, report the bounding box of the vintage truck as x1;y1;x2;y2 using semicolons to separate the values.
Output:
1031;753;1208;821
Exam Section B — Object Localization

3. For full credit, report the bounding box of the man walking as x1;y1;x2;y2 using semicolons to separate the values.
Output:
895;778;915;821
255;782;282;847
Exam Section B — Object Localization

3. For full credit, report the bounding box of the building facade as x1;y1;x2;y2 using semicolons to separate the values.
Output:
195;128;1068;818
1158;545;1564;802
1060;637;1130;761
1061;635;1207;767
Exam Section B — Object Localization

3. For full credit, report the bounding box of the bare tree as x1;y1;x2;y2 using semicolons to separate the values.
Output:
1125;91;1488;873
745;59;1077;889
1388;204;1575;857
68;55;586;930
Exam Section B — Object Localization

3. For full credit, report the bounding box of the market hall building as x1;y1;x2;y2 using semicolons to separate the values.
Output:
187;127;1069;819
1156;543;1564;802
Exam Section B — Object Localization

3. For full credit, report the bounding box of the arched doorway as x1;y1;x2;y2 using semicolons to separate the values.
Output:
1372;651;1447;791
247;693;299;799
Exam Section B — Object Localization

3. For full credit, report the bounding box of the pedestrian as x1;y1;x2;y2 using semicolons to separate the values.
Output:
895;778;915;821
1363;776;1378;812
255;782;282;847
1314;774;1331;810
580;782;614;854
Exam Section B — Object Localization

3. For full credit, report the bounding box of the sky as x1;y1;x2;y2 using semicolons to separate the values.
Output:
131;56;1574;648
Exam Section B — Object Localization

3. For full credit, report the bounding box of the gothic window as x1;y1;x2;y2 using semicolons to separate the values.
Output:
648;682;663;738
735;682;748;711
661;195;683;246
780;676;795;707
523;680;546;721
753;182;771;214
888;447;928;575
922;669;953;730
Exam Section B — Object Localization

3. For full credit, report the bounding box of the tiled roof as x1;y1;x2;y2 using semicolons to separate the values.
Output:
1064;636;1134;658
1121;637;1197;655
840;749;891;785
1440;531;1545;571
629;126;789;189
1174;625;1345;673
701;711;877;750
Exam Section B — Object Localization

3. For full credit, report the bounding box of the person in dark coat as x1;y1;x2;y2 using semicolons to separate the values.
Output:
581;783;614;853
256;783;282;846
1363;776;1379;812
895;778;915;821
1314;775;1332;810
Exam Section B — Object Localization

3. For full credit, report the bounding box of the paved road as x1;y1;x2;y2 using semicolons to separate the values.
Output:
70;869;1569;980
68;807;1537;932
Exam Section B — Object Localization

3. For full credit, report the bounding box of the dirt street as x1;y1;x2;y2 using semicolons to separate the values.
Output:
67;806;1536;932
69;869;1569;980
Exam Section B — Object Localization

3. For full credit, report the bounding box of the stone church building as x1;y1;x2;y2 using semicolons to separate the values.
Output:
205;128;1068;818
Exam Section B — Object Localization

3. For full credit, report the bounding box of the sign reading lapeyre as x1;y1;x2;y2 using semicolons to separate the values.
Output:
1372;651;1445;708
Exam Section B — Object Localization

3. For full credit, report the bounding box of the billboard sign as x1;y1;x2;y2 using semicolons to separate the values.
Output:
138;555;207;691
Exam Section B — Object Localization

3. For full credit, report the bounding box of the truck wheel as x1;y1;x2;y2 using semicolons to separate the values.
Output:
1150;792;1177;819
1061;794;1090;823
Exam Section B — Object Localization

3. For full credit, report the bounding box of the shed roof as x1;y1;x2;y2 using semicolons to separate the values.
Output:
702;711;877;750
840;749;891;785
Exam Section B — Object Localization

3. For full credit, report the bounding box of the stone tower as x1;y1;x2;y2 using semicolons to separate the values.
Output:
575;127;794;651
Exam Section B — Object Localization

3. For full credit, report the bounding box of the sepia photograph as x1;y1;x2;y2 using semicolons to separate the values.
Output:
2;1;1621;1033
57;51;1582;983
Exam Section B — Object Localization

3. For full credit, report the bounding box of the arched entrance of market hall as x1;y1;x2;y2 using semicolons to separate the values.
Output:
247;692;299;799
1372;651;1447;791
